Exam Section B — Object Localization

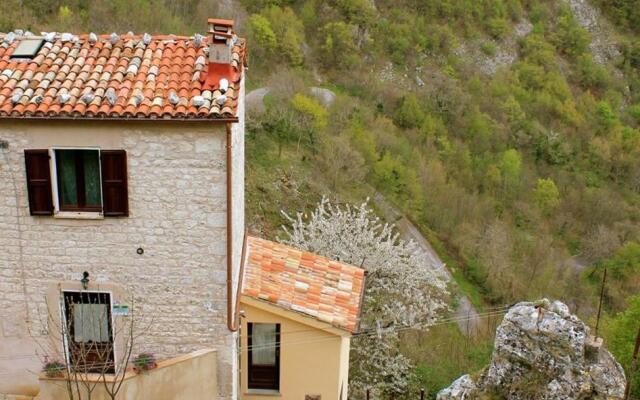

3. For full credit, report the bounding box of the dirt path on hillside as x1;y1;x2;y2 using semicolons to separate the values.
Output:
372;193;482;336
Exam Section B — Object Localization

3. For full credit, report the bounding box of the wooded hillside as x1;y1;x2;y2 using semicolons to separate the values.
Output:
4;0;639;396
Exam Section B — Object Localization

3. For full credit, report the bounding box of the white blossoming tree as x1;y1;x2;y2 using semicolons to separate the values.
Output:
281;197;450;396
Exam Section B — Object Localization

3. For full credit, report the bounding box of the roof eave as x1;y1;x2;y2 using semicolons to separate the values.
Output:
240;295;354;336
0;115;240;123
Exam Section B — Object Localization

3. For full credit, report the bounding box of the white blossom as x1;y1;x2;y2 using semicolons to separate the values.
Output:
281;197;450;395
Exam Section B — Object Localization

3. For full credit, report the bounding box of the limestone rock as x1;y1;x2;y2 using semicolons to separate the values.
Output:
437;299;626;400
437;375;477;400
309;87;336;107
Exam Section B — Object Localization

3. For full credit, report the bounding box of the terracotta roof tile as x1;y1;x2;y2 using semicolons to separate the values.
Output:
242;236;366;333
0;31;246;120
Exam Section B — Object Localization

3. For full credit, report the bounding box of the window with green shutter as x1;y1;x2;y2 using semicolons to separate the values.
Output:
55;149;102;212
24;148;129;217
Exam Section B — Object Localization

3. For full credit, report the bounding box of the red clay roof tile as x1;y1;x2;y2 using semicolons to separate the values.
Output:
0;31;246;120
242;236;366;333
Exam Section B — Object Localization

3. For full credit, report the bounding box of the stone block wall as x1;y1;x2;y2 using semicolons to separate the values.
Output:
0;119;242;399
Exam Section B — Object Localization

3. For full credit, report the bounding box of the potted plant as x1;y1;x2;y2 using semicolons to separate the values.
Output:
42;360;65;378
133;353;157;373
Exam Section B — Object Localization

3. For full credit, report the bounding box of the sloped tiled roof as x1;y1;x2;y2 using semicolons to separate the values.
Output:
242;236;366;333
0;31;246;120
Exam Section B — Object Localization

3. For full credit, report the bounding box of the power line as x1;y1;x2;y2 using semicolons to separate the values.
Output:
240;308;509;353
242;303;513;340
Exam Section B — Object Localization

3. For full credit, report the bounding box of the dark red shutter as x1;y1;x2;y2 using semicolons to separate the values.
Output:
101;150;129;217
24;149;54;216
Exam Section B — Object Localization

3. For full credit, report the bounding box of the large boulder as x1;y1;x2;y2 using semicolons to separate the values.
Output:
437;299;626;400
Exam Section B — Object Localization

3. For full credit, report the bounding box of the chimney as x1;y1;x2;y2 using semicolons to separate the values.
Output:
207;18;234;64
202;18;241;90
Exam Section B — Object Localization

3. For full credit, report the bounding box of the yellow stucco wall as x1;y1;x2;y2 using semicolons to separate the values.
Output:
240;298;351;400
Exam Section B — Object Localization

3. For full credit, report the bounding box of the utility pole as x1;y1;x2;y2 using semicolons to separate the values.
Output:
595;267;607;338
624;325;640;400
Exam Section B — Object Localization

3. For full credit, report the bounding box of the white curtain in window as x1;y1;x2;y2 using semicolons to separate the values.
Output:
252;324;277;366
73;304;109;342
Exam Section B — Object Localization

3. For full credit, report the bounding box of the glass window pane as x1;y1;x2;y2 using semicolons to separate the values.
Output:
56;150;78;206
73;303;110;342
252;324;277;366
82;150;101;206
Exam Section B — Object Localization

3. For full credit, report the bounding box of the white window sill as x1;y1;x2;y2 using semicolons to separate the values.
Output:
54;211;104;220
245;389;281;397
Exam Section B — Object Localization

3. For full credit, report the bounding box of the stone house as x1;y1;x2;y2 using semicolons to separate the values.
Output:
0;19;246;399
0;18;366;400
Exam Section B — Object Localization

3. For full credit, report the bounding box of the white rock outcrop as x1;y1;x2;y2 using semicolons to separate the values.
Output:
438;299;626;400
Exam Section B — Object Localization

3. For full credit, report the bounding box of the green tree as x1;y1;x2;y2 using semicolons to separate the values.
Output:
575;54;608;89
605;295;640;398
320;21;359;69
553;12;590;58
291;93;328;152
595;0;640;33
394;94;425;129
499;149;522;193
487;17;509;40
533;178;560;214
332;0;375;27
603;242;640;280
291;94;328;130
261;6;304;66
247;14;277;61
596;101;618;134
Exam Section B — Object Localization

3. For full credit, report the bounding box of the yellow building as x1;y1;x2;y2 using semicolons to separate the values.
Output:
240;237;366;400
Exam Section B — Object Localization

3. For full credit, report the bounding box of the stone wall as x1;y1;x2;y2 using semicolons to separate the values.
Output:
0;119;242;399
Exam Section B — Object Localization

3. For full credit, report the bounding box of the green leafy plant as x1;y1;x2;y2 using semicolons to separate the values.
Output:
133;353;157;373
42;360;65;378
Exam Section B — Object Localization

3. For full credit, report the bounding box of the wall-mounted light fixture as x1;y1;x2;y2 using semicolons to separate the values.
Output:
80;271;90;290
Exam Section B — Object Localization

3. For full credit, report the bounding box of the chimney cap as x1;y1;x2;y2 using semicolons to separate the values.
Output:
208;18;234;28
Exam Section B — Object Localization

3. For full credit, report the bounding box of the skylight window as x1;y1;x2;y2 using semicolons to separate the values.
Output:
11;39;44;59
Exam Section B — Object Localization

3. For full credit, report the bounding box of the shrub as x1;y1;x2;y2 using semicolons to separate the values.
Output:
133;353;157;372
627;104;640;125
481;41;497;56
42;360;65;378
487;17;509;40
575;54;608;89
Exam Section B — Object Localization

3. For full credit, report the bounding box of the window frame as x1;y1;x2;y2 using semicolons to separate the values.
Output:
60;290;116;374
247;322;281;392
50;147;104;214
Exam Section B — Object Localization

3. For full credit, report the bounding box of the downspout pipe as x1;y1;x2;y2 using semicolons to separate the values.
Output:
226;122;245;332
226;122;236;332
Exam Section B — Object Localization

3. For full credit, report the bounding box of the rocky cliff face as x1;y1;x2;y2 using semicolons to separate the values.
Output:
437;299;627;400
